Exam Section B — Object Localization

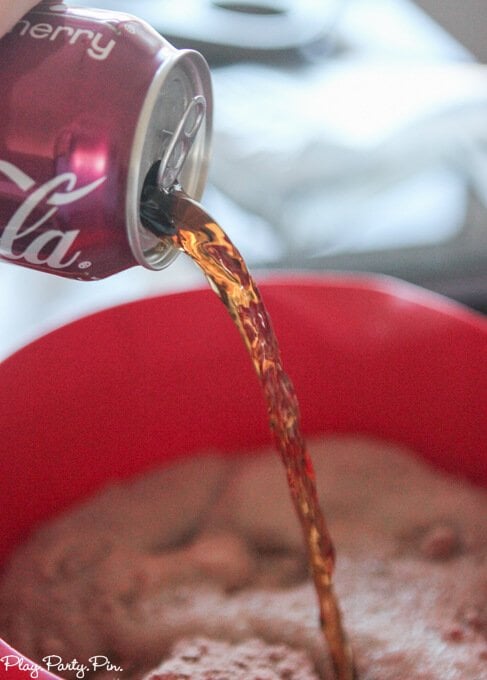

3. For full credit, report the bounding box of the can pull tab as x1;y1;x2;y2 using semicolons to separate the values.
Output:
157;95;206;191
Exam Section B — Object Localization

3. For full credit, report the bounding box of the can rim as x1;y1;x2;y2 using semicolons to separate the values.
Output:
126;47;213;270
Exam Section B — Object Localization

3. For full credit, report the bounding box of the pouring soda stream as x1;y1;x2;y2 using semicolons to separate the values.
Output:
141;183;355;680
0;2;354;677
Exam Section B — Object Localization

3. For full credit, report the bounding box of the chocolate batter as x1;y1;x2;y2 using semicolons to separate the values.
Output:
0;436;486;679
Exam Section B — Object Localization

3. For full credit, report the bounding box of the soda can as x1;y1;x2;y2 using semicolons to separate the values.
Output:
0;1;212;280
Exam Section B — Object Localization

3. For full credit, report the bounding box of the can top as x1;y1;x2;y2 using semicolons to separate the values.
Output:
127;43;212;270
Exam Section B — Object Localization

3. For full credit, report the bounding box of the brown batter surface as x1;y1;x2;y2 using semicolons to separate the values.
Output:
0;436;486;679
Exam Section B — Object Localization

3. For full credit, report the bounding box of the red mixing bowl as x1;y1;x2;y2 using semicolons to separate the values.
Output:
0;275;486;679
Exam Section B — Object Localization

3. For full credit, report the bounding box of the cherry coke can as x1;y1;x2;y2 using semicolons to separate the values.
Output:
0;1;212;280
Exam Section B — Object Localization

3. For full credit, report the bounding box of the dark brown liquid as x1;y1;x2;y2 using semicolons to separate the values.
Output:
142;187;354;679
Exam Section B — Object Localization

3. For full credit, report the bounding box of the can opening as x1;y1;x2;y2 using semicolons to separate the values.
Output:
128;49;212;271
140;162;176;237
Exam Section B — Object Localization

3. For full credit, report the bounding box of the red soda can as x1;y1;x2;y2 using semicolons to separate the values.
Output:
0;1;212;280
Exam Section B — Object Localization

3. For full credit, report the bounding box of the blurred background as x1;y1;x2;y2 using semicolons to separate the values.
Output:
1;0;486;359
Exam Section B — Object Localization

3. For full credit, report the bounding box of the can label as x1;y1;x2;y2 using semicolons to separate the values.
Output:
10;12;117;61
0;4;161;280
0;160;106;270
